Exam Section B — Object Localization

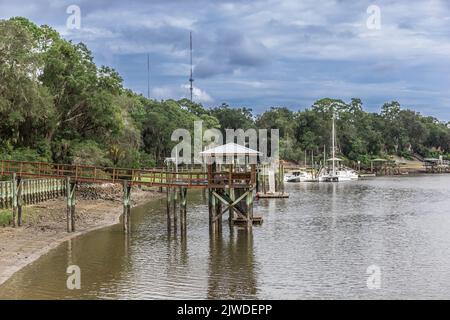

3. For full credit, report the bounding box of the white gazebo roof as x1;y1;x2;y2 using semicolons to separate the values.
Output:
200;143;261;156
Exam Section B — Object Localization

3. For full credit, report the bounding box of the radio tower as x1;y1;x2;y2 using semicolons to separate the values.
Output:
147;53;150;99
189;31;194;102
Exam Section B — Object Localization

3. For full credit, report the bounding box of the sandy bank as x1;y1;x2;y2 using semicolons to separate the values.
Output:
0;185;165;286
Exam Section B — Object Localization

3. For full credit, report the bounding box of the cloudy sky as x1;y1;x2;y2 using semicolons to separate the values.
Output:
1;0;449;120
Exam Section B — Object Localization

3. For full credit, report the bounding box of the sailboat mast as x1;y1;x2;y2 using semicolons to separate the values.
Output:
332;113;336;175
147;53;150;99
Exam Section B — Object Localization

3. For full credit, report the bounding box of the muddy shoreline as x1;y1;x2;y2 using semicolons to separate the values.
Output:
0;185;165;286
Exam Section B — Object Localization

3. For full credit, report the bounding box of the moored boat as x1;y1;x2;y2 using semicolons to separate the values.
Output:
284;170;314;182
319;114;359;182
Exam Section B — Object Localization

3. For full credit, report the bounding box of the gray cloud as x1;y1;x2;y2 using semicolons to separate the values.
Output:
1;0;449;120
195;29;270;78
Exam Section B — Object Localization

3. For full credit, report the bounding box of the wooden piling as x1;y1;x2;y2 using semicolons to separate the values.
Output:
123;180;131;233
66;178;71;232
229;188;235;225
246;189;253;229
66;177;76;232
173;187;177;233
17;177;22;226
0;182;4;209
208;189;215;230
179;187;187;233
11;173;17;227
166;187;172;231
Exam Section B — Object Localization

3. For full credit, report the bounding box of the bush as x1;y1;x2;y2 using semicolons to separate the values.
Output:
138;151;156;168
0;147;50;162
52;139;113;167
0;209;12;226
71;140;113;167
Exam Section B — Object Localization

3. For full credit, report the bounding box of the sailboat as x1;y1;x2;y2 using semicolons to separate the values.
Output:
319;114;359;182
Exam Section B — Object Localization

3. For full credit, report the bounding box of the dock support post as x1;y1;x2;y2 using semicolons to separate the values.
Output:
12;173;17;227
173;187;177;233
17;177;22;226
179;187;187;234
279;163;285;194
208;189;215;232
66;178;70;232
215;197;222;233
262;165;267;194
166;187;172;231
228;188;235;226
66;177;76;232
202;188;206;201
123;180;131;233
246;188;254;229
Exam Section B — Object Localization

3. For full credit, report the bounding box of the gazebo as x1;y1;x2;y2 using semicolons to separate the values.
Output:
200;143;262;230
200;142;260;167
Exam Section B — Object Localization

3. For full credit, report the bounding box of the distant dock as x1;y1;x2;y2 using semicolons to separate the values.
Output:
257;192;289;198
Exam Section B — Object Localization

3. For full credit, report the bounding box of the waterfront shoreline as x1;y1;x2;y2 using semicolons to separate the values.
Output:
0;186;165;287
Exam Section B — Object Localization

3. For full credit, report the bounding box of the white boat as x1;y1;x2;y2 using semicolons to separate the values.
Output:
318;166;359;182
284;170;314;182
319;114;359;182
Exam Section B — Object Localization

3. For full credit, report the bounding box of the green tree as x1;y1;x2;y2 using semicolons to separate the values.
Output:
209;103;255;132
0;19;54;154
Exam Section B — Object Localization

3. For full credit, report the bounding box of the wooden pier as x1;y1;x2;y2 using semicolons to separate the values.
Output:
0;145;263;233
424;158;450;173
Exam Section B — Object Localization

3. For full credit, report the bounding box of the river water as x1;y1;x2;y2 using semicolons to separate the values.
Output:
0;175;449;299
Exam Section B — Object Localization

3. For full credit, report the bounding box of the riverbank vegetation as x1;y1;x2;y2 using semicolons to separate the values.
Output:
0;210;12;226
1;18;449;169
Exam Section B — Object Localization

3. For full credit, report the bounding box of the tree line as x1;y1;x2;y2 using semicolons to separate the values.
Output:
1;18;449;168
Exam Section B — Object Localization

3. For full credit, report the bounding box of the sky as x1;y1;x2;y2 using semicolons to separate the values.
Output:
1;0;449;120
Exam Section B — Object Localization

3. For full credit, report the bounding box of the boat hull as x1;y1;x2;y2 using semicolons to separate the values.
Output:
319;175;358;182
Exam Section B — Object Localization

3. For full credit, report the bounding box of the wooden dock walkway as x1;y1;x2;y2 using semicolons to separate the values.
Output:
0;159;209;188
0;159;261;233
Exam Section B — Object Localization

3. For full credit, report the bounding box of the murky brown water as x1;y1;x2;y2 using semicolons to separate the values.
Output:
1;175;450;299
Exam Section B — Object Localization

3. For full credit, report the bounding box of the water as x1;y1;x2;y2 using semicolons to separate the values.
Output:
1;175;450;299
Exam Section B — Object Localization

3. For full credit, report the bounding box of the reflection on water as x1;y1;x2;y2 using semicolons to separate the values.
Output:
0;175;450;299
207;228;256;299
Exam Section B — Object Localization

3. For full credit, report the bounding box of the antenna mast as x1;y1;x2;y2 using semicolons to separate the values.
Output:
147;53;150;99
189;31;194;102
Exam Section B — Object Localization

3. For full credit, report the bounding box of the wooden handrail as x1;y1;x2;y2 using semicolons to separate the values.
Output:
0;160;255;189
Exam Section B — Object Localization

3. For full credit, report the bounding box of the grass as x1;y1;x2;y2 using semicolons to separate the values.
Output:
0;209;12;226
0;207;36;226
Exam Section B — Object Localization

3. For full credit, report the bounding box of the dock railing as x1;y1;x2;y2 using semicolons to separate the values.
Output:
0;160;254;189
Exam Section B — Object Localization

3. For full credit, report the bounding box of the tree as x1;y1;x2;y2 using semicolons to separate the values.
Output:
256;107;295;139
2;17;449;168
0;19;54;155
209;103;255;132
